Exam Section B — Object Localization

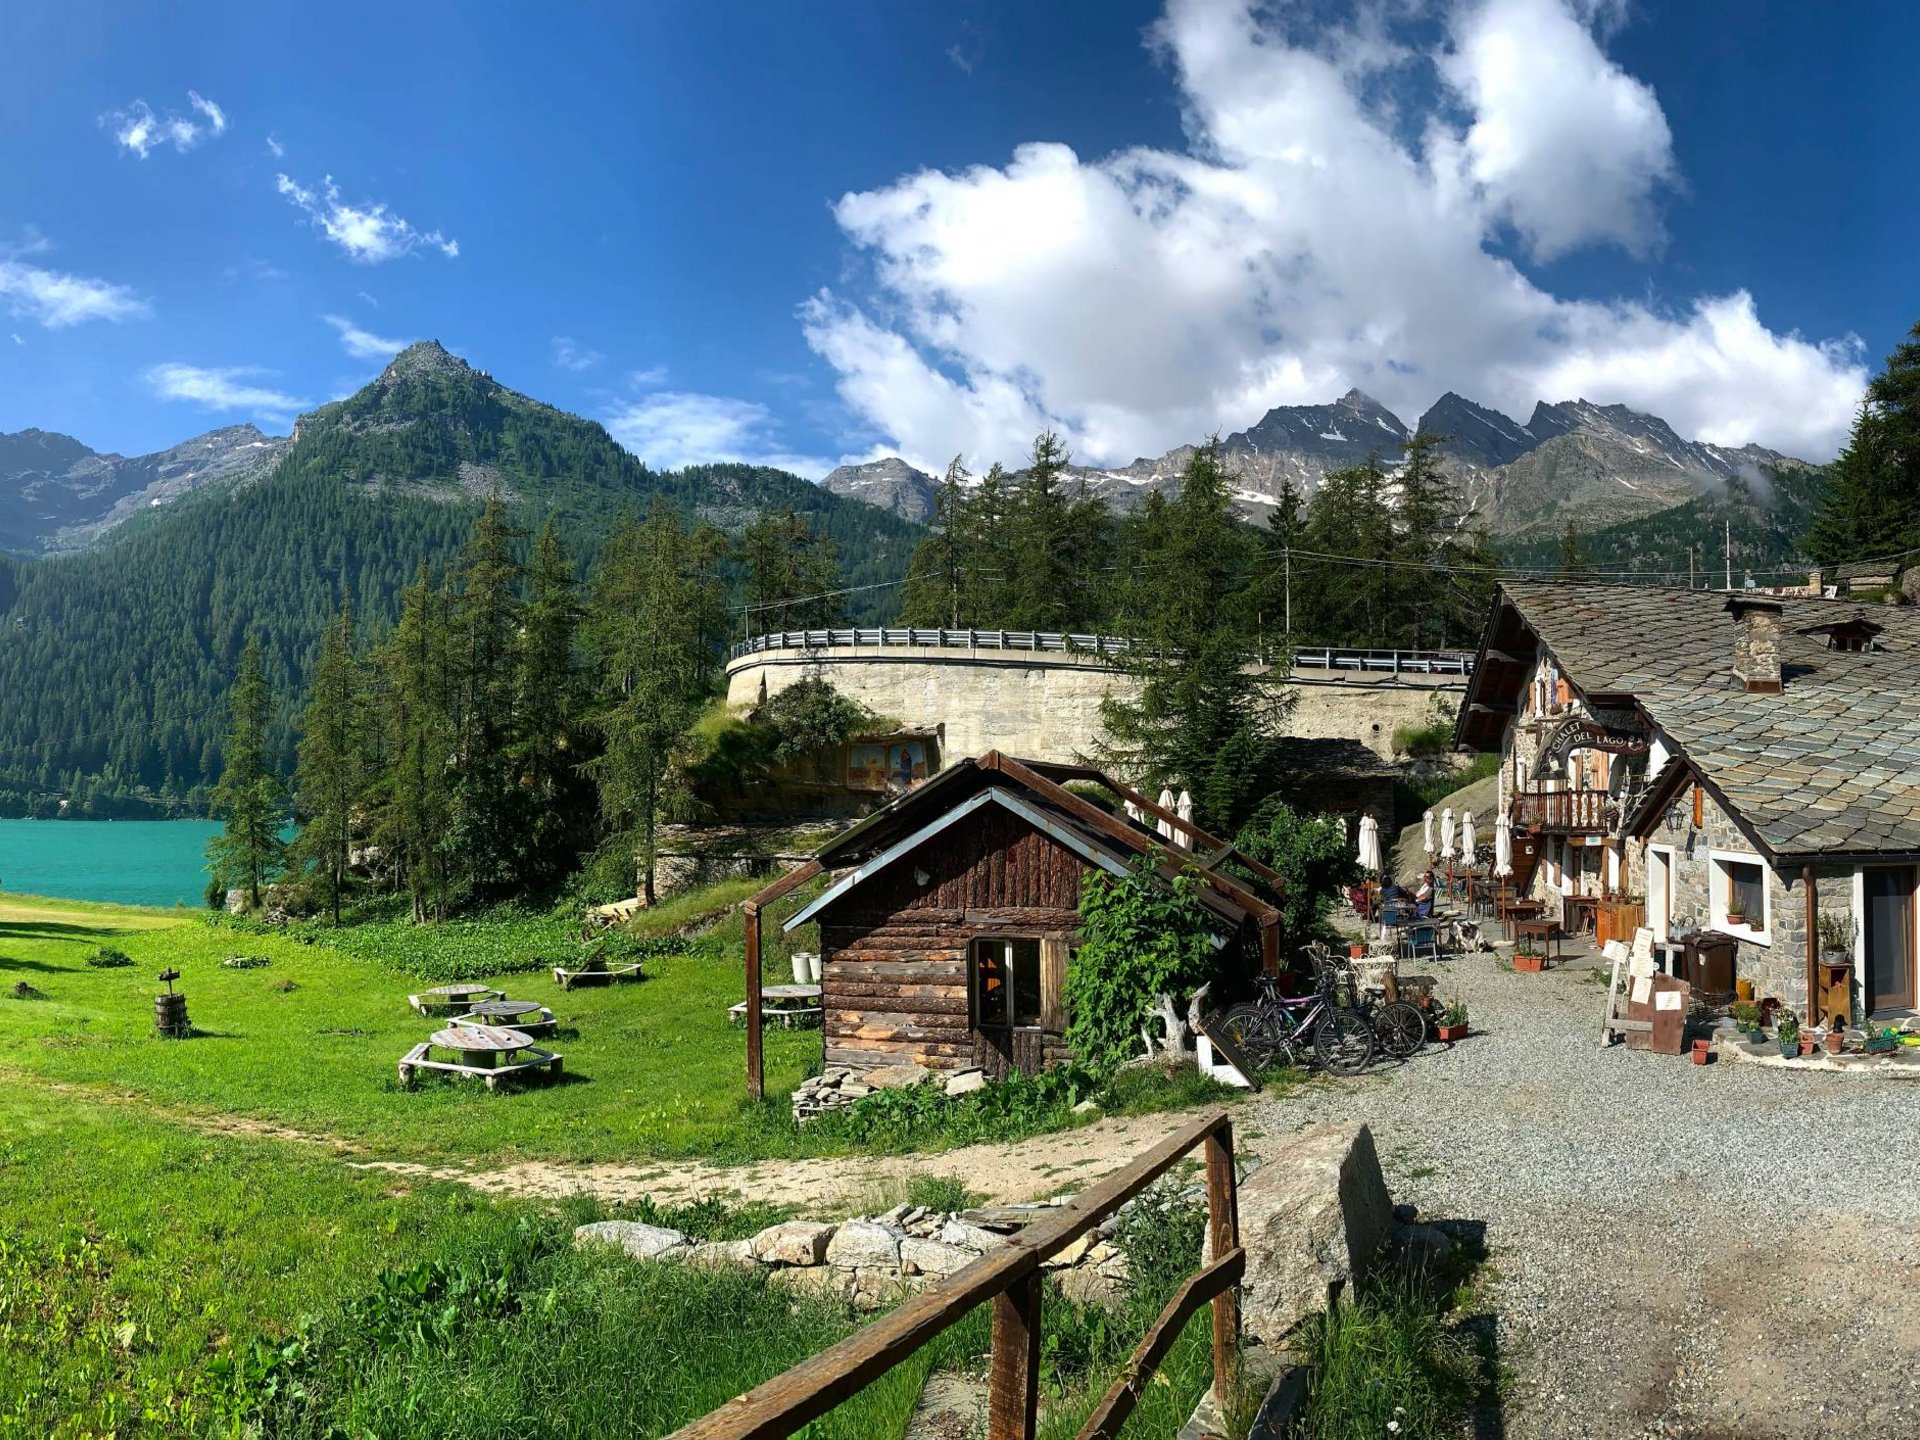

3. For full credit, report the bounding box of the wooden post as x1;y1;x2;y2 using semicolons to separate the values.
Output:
1205;1121;1240;1411
988;1270;1042;1440
744;900;764;1101
1804;865;1817;1024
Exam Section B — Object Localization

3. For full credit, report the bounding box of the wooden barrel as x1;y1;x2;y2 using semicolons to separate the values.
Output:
154;991;191;1039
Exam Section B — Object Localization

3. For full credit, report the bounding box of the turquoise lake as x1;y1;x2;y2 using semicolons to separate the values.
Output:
0;818;221;908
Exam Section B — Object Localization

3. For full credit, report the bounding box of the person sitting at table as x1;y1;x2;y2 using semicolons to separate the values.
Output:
1414;869;1435;919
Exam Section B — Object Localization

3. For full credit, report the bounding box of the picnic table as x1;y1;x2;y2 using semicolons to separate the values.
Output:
462;998;557;1036
398;1023;563;1091
553;955;645;990
728;983;823;1030
409;983;505;1016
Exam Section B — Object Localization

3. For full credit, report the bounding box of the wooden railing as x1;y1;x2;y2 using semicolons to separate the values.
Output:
666;1110;1242;1440
1512;787;1610;833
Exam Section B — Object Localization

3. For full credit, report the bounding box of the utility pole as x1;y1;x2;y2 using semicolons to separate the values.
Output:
1687;546;1694;591
1283;545;1292;637
1724;520;1732;592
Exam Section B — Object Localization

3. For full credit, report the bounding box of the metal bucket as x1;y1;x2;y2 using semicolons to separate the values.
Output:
154;991;191;1039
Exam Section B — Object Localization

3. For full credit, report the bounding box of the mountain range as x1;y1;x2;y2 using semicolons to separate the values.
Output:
0;342;921;816
821;389;1817;539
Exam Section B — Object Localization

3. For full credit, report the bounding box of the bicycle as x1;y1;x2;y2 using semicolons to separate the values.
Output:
1217;964;1376;1075
1303;942;1428;1061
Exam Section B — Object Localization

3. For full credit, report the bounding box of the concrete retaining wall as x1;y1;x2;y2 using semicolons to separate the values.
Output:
725;646;1463;767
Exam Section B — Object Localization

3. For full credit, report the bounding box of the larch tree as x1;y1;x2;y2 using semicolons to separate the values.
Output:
290;600;368;924
374;567;457;922
207;639;288;910
1808;318;1920;567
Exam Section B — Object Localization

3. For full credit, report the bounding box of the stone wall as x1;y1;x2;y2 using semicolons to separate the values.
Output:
724;645;1462;768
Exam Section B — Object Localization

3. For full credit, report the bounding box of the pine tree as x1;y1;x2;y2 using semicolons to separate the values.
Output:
1808;318;1920;567
740;509;842;636
1098;438;1283;832
589;501;727;902
445;498;528;898
290;601;368;924
1558;520;1590;578
207;639;287;909
898;456;971;627
516;520;591;885
374;568;457;922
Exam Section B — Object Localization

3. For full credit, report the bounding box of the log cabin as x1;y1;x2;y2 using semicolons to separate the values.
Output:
741;752;1284;1092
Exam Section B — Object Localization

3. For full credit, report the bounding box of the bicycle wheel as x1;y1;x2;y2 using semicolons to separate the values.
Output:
1373;999;1427;1060
1218;1003;1284;1068
1313;1007;1377;1075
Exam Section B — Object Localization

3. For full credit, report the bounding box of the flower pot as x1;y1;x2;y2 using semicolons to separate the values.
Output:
1513;952;1545;973
1436;1022;1468;1043
1348;943;1367;960
1777;1037;1798;1059
1726;913;1746;929
1798;1034;1816;1057
1691;1038;1711;1065
1826;1030;1845;1055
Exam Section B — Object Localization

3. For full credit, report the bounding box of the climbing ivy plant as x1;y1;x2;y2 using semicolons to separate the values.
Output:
1064;855;1221;1078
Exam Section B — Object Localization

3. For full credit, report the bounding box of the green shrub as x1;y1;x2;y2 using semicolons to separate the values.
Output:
1064;857;1221;1078
905;1173;984;1213
85;947;134;969
1233;799;1358;949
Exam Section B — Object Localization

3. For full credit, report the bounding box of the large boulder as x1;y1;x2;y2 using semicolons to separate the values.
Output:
900;1236;979;1278
572;1220;691;1261
1231;1122;1393;1346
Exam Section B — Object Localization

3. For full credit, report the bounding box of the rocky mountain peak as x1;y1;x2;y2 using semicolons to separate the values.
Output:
381;340;473;384
819;455;939;525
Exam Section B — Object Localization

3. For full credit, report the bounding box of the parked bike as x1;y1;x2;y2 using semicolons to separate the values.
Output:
1217;966;1376;1075
1302;942;1427;1061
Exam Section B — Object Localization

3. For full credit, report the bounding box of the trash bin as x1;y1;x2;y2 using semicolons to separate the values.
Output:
1682;930;1738;1002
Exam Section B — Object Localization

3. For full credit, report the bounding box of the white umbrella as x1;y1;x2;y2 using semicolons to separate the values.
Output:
1175;789;1194;849
1422;809;1435;856
1460;811;1477;868
1358;814;1381;874
1156;787;1176;842
1494;813;1513;879
1124;798;1143;825
1440;807;1456;863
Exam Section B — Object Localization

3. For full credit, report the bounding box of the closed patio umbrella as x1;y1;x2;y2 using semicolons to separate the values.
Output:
1175;789;1194;849
1439;807;1456;863
1494;813;1514;879
1156;787;1176;842
1460;811;1478;868
1124;798;1144;825
1422;809;1435;857
1358;814;1381;874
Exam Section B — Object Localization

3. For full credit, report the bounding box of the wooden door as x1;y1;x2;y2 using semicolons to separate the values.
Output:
1864;867;1915;1015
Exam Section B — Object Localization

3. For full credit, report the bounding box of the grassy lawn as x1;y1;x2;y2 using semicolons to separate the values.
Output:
0;891;824;1166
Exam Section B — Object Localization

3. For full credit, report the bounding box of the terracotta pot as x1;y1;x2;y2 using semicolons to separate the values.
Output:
1436;1022;1468;1043
1513;952;1545;973
1798;1034;1817;1057
1826;1030;1845;1055
1691;1038;1711;1066
1348;943;1366;960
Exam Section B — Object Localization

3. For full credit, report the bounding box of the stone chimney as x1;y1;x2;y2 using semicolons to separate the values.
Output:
1724;596;1784;694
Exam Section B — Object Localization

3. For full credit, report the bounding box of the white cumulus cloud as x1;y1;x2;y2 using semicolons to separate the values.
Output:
605;389;830;476
324;314;413;361
106;91;228;158
802;0;1864;470
145;363;308;420
0;249;149;328
276;172;459;263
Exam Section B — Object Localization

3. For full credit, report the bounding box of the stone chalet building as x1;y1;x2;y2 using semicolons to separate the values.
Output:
1457;582;1920;1023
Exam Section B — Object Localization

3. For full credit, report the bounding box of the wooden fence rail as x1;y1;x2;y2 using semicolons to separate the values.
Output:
665;1110;1242;1440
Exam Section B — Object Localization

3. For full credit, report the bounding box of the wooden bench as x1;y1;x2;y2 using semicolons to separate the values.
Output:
552;960;644;991
409;983;504;1016
398;1024;563;1091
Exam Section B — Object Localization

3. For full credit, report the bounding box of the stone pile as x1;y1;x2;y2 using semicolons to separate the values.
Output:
789;1062;988;1122
573;1197;1133;1312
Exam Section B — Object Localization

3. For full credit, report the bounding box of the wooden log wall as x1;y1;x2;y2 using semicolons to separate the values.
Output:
817;805;1090;1073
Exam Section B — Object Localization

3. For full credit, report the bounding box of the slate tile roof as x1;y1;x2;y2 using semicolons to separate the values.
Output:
1502;582;1920;860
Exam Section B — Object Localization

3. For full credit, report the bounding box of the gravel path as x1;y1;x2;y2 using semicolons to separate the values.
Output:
1247;947;1920;1439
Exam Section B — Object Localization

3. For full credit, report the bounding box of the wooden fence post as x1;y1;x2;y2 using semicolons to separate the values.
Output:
988;1270;1042;1440
1205;1120;1240;1409
744;900;763;1101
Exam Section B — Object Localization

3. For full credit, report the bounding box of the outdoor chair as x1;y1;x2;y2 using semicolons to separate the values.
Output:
1400;921;1442;965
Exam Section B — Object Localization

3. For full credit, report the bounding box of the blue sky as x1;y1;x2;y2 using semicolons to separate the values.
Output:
1;0;1913;474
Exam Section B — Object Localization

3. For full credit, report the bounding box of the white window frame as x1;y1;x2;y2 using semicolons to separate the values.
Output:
1647;844;1676;943
1708;848;1772;946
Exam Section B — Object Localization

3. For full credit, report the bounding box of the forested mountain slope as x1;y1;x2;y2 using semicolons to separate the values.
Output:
0;343;920;816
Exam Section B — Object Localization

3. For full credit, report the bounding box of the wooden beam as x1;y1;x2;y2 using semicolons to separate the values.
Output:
1073;1248;1246;1440
664;1111;1231;1440
1804;865;1817;1028
1206;1121;1240;1408
743;859;824;1101
988;1271;1042;1440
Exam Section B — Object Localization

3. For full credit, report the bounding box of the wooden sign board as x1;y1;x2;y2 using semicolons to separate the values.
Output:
1626;973;1690;1055
1194;1013;1262;1092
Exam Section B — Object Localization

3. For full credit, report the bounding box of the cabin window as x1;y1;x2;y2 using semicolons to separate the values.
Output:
972;938;1042;1028
1709;851;1771;943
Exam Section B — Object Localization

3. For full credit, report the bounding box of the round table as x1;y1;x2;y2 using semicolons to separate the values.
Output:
431;1024;535;1062
423;983;498;1003
464;999;546;1023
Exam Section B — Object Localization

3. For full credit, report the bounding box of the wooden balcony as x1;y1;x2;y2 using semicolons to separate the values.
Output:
1512;787;1610;834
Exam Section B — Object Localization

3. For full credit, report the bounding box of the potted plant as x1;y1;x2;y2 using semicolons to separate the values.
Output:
1775;1014;1799;1058
1817;910;1854;964
1348;940;1367;960
1436;998;1469;1043
1865;1027;1899;1055
1731;1000;1763;1043
1725;908;1747;929
1513;948;1545;973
